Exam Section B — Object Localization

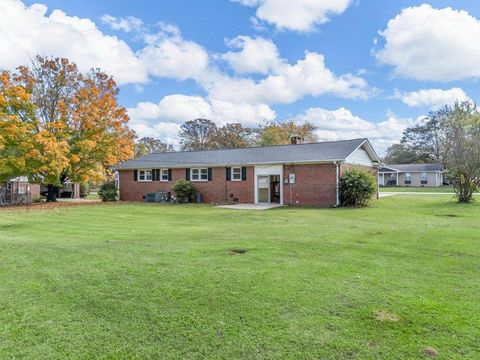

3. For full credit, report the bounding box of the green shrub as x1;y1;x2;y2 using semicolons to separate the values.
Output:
339;168;376;207
172;180;195;203
98;183;118;202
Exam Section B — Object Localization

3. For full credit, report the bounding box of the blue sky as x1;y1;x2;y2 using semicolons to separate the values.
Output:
2;0;480;153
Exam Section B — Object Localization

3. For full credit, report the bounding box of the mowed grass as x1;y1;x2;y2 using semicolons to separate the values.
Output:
380;186;455;193
0;197;479;359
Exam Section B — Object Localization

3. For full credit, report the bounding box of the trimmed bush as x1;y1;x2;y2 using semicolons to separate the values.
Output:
98;183;118;202
172;180;196;203
339;168;376;207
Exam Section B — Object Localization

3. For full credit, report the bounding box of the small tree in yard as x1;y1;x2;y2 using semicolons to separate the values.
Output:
339;168;376;207
98;183;117;202
438;101;480;203
172;180;195;203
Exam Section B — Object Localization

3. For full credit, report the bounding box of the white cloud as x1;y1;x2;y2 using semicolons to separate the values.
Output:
100;15;144;33
395;88;470;109
293;107;416;154
208;52;369;104
138;33;210;81
221;36;284;74
0;0;148;84
376;4;480;81
232;0;352;32
127;94;275;142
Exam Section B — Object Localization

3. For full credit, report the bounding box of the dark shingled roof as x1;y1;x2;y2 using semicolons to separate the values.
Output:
382;164;444;172
117;138;369;169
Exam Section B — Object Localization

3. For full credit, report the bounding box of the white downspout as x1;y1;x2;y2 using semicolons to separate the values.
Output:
334;161;340;207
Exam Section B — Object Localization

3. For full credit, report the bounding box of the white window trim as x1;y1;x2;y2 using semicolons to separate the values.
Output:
138;169;152;182
231;167;242;181
191;168;208;182
160;168;169;182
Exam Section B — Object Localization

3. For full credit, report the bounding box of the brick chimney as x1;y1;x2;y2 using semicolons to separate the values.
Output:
290;136;304;145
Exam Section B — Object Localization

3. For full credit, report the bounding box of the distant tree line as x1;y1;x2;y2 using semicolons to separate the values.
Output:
134;118;318;156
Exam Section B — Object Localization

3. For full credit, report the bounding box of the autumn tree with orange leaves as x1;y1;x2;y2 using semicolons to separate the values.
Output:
0;56;135;201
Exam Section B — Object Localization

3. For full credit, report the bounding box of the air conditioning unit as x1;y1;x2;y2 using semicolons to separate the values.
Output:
145;192;169;203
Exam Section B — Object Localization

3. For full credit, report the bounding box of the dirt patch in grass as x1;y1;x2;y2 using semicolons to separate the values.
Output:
228;248;248;255
374;310;401;322
435;214;460;218
422;346;439;357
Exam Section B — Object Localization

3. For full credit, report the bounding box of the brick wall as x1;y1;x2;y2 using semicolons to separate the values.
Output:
119;167;254;204
120;162;378;206
283;163;338;207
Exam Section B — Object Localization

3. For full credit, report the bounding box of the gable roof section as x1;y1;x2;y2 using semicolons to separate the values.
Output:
117;138;375;170
383;164;444;172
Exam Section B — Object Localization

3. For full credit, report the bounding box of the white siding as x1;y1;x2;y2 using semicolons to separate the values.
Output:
345;148;373;167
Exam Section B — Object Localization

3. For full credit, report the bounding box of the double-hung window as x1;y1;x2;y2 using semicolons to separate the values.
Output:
191;168;208;181
160;169;169;181
420;172;428;185
231;167;242;181
138;170;152;182
404;173;411;185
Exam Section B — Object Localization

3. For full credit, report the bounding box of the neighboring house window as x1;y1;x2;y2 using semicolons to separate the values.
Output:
405;173;411;185
231;167;242;181
138;170;152;181
18;186;25;194
421;172;428;185
191;168;208;181
160;169;169;181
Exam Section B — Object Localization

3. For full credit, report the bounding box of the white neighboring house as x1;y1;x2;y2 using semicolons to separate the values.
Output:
379;164;445;188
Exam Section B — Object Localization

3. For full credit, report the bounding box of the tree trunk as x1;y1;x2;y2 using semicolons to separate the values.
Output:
46;184;59;202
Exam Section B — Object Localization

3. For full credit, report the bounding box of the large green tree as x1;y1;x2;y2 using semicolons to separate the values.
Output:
211;123;254;149
135;137;174;157
383;144;424;164
179;119;254;150
401;113;442;163
179;118;217;151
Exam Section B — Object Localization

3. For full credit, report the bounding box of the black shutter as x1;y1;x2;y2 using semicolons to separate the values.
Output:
241;167;247;181
186;168;190;180
134;170;138;181
226;167;231;181
153;169;159;181
208;168;213;181
168;169;172;181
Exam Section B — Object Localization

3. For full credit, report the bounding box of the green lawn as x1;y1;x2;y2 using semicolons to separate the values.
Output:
0;197;479;359
380;186;455;193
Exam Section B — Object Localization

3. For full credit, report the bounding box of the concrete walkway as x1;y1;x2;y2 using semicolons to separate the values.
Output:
217;203;283;210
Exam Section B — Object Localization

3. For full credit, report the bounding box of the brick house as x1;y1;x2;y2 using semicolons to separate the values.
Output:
0;177;41;205
116;138;380;207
